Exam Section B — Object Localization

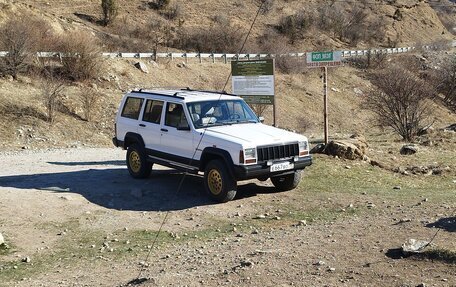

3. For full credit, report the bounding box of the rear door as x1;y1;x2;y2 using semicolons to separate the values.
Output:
138;99;164;150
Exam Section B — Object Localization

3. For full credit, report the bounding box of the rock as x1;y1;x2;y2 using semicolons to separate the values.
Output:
22;257;31;263
298;220;307;226
310;143;325;154
324;140;365;160
240;260;254;267
254;215;266;219
367;202;375;209
443;124;456;132
353;88;363;95
328;267;336;272
0;232;4;245
402;239;429;254
331;87;340;93
134;61;149;73
393;186;401;190
176;62;187;68
400;144;418;155
370;160;389;169
315;260;326;266
416;283;426;287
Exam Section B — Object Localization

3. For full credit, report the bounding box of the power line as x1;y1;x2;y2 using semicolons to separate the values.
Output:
124;2;266;286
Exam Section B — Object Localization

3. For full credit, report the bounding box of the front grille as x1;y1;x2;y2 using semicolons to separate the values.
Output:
257;143;299;162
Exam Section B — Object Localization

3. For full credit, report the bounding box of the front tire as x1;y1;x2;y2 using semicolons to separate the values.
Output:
126;143;152;179
271;171;301;191
204;160;237;203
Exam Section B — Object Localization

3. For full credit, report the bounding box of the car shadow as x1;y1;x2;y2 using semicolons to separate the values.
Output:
0;165;277;211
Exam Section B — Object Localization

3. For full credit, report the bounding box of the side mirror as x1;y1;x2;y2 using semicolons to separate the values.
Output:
258;116;265;123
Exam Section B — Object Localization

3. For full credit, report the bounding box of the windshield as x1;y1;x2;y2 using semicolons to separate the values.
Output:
186;99;259;128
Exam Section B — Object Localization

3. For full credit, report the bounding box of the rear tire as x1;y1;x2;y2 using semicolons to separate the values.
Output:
271;171;301;191
126;143;152;179
204;160;237;203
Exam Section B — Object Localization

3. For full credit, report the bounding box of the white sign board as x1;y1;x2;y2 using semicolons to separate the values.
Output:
306;51;342;68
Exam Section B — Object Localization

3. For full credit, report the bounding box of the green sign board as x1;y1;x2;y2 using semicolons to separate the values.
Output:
306;51;342;68
231;59;275;105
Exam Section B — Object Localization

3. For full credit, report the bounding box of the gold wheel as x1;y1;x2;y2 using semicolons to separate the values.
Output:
207;169;223;195
129;150;141;173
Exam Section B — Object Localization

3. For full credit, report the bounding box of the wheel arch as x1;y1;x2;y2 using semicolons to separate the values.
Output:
200;147;236;179
124;132;145;149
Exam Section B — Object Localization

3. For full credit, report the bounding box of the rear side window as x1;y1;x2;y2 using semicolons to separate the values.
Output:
142;100;164;124
121;97;144;119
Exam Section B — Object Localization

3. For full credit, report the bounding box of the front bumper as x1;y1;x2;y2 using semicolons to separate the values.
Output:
233;155;312;180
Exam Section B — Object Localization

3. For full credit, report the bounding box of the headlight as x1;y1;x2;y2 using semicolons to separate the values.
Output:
241;148;257;164
298;141;309;156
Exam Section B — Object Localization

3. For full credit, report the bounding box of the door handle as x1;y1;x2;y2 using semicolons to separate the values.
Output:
139;124;146;127
161;128;168;132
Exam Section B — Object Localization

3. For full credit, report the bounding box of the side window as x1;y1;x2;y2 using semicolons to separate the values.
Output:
121;97;144;120
165;103;188;128
142;100;164;124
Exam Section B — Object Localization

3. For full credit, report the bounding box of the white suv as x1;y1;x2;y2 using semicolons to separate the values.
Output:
113;89;312;202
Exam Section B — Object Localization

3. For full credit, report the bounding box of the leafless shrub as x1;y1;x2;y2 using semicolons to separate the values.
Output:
0;19;34;79
58;32;103;81
276;10;314;44
257;29;307;74
175;17;242;53
348;52;388;70
101;0;118;26
317;4;385;45
256;0;275;15
365;66;434;141
148;0;170;10
79;86;102;122
434;56;456;112
41;70;65;123
250;104;270;117
161;2;182;20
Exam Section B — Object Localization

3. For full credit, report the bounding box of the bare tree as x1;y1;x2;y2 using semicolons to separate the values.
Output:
436;56;456;112
101;0;118;26
0;19;34;79
42;70;65;123
366;67;433;141
79;86;102;122
58;31;103;81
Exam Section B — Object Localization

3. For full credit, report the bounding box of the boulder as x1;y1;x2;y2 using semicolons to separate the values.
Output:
310;143;325;154
134;61;149;73
0;232;4;245
400;144;418;155
324;140;364;160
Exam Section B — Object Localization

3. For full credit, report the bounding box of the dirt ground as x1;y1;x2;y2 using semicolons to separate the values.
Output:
0;146;454;287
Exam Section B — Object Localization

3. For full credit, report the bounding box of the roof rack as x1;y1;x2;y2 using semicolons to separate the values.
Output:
132;89;185;100
180;88;238;97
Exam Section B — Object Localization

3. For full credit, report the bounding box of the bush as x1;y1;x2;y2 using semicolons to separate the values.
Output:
316;4;385;45
41;70;65;123
58;32;103;81
148;0;170;10
365;66;434;141
101;0;118;26
0;19;34;79
276;10;313;44
79;86;102;122
161;2;182;20
175;17;242;53
436;56;456;112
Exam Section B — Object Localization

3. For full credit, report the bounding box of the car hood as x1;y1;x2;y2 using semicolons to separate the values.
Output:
202;123;307;146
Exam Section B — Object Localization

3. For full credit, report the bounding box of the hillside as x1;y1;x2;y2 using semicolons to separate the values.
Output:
0;0;455;151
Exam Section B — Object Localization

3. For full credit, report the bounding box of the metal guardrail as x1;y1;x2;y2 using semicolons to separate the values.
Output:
0;43;453;62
